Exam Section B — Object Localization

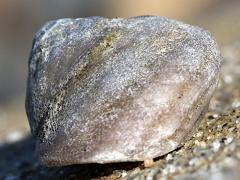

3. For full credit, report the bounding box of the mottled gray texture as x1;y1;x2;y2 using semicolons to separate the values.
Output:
25;16;222;166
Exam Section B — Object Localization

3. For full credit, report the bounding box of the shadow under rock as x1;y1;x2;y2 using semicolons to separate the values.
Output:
0;136;140;179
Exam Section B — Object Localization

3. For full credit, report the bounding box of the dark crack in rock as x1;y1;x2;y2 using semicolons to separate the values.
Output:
25;16;222;166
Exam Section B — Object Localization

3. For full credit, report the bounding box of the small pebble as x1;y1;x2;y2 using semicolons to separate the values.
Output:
6;130;24;143
212;140;221;152
166;154;173;161
224;137;233;145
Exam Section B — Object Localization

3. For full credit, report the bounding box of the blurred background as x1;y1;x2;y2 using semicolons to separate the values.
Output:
0;0;240;143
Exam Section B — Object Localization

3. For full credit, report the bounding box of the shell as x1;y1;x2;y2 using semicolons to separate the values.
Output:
25;16;222;166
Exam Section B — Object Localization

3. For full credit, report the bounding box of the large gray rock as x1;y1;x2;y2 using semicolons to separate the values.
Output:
25;16;222;166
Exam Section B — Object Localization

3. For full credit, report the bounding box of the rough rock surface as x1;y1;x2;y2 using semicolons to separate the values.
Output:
25;16;222;166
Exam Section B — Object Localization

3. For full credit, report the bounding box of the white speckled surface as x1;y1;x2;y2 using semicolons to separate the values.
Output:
26;16;222;166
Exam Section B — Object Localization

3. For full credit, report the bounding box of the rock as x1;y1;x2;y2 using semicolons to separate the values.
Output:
25;16;222;166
